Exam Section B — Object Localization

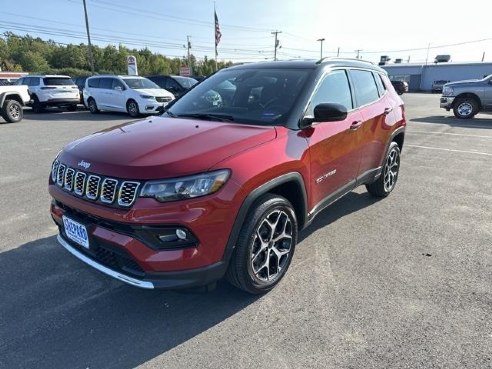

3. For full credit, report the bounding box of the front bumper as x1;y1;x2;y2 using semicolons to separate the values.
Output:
57;234;227;289
440;96;455;110
138;100;171;114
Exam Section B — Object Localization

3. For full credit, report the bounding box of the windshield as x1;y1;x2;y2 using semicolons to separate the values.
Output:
174;76;198;88
167;68;310;126
123;78;160;89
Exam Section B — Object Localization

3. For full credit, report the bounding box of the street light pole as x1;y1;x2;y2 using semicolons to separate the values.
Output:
317;38;325;60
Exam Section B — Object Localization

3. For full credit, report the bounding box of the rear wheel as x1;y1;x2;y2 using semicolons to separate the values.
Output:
31;96;44;113
1;99;23;123
453;97;479;119
126;99;140;117
366;141;401;198
226;194;298;294
87;98;99;114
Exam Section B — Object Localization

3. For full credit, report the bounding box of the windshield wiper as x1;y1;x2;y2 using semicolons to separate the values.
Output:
176;113;235;122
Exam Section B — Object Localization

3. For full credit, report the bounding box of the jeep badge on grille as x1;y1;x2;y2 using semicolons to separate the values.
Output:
78;160;91;169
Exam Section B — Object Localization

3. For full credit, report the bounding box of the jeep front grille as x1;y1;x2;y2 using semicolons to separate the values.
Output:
51;163;141;208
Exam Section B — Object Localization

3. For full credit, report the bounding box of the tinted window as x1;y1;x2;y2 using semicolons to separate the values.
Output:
173;76;198;89
165;78;181;91
147;76;164;88
43;77;75;86
373;72;386;97
123;78;160;89
99;78;113;89
310;70;353;111
30;77;40;86
350;70;380;107
112;79;125;90
88;78;100;88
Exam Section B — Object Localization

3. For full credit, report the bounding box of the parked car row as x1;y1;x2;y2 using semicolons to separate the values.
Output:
11;74;200;117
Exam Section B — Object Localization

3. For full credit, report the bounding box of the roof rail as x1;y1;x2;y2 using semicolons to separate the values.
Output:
315;57;374;65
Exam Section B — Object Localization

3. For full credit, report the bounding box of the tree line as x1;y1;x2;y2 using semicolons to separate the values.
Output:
0;32;233;77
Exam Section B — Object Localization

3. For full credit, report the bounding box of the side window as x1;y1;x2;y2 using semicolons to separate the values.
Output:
112;79;125;90
99;78;113;89
88;78;100;88
350;70;380;107
373;72;386;97
165;78;181;91
30;78;40;87
309;70;353;113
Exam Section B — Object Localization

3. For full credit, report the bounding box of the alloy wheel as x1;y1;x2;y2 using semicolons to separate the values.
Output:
383;146;400;192
250;209;293;282
8;103;20;120
457;102;473;117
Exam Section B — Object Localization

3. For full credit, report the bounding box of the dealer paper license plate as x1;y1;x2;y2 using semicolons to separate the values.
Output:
62;216;89;249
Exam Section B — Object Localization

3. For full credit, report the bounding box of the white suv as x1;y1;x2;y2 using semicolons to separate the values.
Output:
15;75;79;113
83;75;175;117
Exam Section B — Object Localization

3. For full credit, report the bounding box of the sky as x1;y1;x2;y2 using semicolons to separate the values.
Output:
1;0;492;65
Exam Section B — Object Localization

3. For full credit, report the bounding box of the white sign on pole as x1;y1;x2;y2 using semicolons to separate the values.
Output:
127;55;138;76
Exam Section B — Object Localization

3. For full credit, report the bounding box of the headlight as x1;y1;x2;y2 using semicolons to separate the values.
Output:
140;95;155;99
140;170;230;202
442;86;454;96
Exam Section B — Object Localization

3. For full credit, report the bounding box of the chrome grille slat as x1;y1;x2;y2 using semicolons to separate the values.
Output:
74;172;86;196
64;168;75;191
118;182;140;207
101;178;118;204
57;164;66;186
86;175;101;200
51;160;59;182
53;162;140;207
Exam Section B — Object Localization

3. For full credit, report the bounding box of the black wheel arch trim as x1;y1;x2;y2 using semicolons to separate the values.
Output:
222;172;308;266
0;92;25;107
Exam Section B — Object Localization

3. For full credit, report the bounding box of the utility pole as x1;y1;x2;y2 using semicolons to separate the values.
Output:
337;47;340;57
355;49;363;59
482;52;485;62
317;38;325;60
425;42;431;65
271;30;282;61
187;35;192;74
82;0;95;74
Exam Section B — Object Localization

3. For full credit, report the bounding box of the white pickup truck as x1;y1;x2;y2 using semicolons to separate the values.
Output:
0;85;30;123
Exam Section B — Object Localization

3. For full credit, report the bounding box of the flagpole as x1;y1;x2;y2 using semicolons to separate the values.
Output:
214;1;218;72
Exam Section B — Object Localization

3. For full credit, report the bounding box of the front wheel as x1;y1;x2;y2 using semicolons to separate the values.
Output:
226;194;298;294
366;141;401;197
126;99;140;118
1;99;23;123
453;98;478;119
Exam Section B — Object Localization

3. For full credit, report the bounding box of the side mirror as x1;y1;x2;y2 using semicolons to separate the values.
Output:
302;103;348;127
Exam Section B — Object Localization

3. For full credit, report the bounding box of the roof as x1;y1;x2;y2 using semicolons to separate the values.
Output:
383;61;492;68
27;75;72;78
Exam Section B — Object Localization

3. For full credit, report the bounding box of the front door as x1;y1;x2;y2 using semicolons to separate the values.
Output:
304;69;364;211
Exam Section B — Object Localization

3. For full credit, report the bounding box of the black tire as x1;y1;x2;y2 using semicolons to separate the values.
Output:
453;97;479;119
226;194;298;294
67;104;77;112
366;141;401;198
126;99;140;118
87;98;99;114
1;99;23;123
31;95;44;113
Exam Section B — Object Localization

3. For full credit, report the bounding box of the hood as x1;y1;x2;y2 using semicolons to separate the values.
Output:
134;88;173;97
59;117;277;179
445;79;484;87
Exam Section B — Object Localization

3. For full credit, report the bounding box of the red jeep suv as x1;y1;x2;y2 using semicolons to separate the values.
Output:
49;59;405;294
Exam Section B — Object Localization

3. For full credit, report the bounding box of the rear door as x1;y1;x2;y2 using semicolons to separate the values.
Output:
96;78;114;109
483;78;492;109
305;69;364;209
349;69;392;179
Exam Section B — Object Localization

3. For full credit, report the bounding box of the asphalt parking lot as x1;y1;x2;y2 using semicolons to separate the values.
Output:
0;94;491;369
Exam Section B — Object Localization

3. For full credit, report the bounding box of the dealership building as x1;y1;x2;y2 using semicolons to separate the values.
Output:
382;62;492;92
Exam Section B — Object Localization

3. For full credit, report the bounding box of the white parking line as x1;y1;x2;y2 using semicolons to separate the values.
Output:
406;144;492;156
408;131;492;139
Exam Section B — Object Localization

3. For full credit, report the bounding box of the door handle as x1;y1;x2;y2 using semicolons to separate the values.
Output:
350;120;363;130
384;107;393;115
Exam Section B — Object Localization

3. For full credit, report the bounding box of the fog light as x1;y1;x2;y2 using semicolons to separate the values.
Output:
158;233;178;242
176;228;187;240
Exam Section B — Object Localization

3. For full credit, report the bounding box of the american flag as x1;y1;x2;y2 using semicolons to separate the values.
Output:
215;11;222;46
